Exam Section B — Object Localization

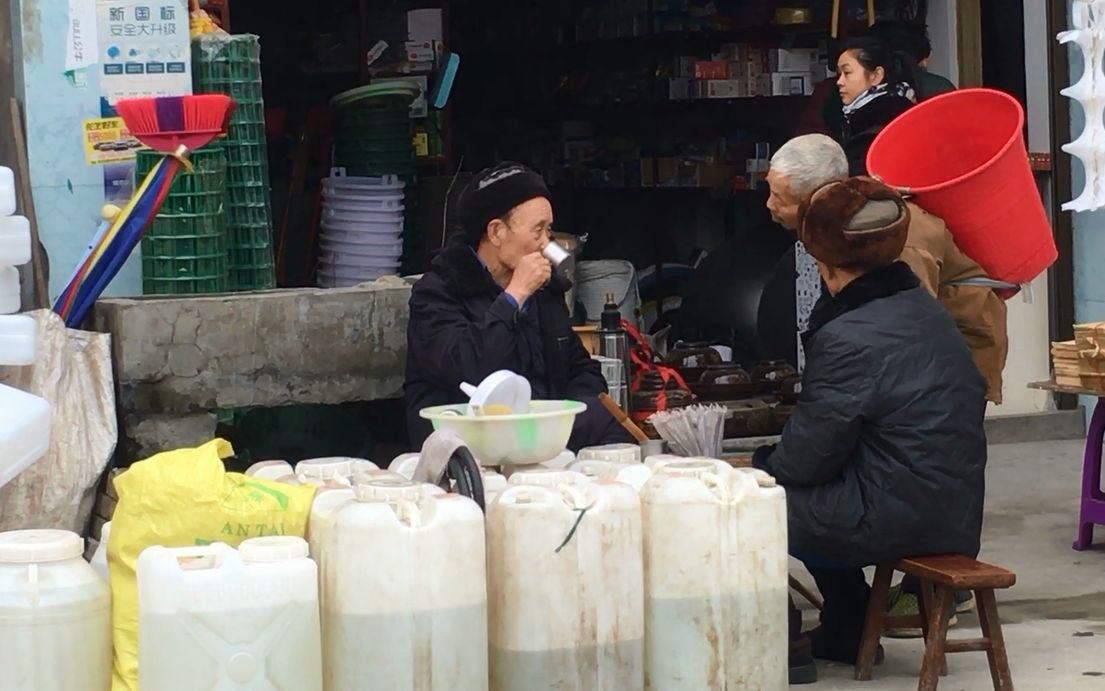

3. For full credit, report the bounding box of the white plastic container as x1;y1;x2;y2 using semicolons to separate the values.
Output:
389;452;421;480
506;468;588;488
0;167;15;216
0;314;36;366
137;538;323;691
295;456;378;487
0;529;112;691
730;468;788;690
90;521;111;581
0;381;51;488
0;214;31;265
539;450;576;470
640;462;786;690
578;443;641;463
323;480;488;690
245;460;295;481
488;478;644;691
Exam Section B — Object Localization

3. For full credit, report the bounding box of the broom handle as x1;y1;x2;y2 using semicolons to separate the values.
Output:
599;393;650;443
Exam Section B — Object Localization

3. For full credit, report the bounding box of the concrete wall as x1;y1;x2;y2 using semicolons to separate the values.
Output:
93;282;411;459
927;0;959;85
13;0;142;301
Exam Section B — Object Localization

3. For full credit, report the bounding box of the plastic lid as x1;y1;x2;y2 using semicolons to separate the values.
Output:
239;536;309;562
355;478;423;502
245;460;295;480
540;451;576;470
507;468;586;487
0;529;83;563
578;443;641;463
459;370;532;416
737;467;777;488
568;459;619;478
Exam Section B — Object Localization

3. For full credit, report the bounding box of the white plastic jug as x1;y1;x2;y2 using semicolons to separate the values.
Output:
245;460;295;481
323;479;488;690
295;456;378;486
640;462;785;690
0;529;112;691
730;468;788;690
137;537;323;691
0;167;15;216
488;478;644;691
506;467;589;488
0;380;50;488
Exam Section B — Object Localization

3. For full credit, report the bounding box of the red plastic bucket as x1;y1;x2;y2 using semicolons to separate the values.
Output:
866;88;1056;284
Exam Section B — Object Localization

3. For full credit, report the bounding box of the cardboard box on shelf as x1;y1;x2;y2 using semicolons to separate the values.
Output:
769;72;813;96
694;60;729;80
405;40;438;64
665;77;691;100
769;48;820;72
691;163;738;189
694;79;741;99
640;157;681;187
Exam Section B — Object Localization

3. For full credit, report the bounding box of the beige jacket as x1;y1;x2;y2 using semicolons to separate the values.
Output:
899;203;1009;403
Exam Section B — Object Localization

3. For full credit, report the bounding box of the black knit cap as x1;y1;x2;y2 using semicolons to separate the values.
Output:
458;162;552;245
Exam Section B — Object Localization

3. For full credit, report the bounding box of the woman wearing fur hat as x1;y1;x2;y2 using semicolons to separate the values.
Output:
404;162;631;451
754;177;988;683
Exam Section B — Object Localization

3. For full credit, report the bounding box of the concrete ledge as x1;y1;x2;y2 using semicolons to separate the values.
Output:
94;281;411;414
985;409;1085;445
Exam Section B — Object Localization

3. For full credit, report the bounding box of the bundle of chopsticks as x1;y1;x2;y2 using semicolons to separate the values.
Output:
649;404;728;458
1052;322;1105;391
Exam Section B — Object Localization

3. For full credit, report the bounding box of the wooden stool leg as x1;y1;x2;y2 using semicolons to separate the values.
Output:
976;589;1015;691
855;563;894;681
917;580;948;675
918;586;953;691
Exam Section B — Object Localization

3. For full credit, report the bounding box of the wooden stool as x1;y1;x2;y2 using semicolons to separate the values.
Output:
855;555;1016;691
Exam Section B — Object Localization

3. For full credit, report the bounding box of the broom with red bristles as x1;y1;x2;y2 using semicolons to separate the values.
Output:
54;94;235;326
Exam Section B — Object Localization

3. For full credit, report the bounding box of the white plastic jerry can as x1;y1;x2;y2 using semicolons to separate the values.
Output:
0;529;112;691
488;477;644;691
323;479;488;691
640;462;759;691
731;468;788;691
137;537;323;691
0;167;49;490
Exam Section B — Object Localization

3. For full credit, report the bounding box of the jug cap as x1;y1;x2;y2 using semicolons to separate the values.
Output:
0;529;83;563
239;536;309;562
355;478;423;502
737;467;777;488
507;468;586;488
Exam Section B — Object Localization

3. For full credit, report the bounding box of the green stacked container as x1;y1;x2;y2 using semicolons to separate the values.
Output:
193;33;276;291
136;146;229;295
330;83;421;274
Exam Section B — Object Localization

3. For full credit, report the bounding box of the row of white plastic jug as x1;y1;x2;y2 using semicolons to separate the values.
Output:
245;456;392;486
491;461;789;691
0;164;50;491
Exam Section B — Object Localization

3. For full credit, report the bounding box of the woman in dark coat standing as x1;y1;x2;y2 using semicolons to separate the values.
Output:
836;36;919;175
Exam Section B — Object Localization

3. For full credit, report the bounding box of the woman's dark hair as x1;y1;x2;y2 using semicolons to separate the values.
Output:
841;36;920;91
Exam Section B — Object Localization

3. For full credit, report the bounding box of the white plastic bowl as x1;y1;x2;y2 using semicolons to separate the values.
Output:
419;400;587;466
319;254;401;270
321;219;404;235
320;227;403;244
322;207;404;223
322;173;405;191
320;239;403;258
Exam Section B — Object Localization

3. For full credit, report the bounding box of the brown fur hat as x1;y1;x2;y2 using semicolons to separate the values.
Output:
798;177;910;271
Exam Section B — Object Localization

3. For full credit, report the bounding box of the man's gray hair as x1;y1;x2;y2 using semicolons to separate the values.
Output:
770;134;849;197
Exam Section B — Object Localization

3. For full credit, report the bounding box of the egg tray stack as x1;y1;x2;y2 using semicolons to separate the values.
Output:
135;146;229;295
330;82;421;275
192;33;276;291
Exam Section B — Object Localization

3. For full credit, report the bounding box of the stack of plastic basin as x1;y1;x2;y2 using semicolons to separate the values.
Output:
317;170;406;286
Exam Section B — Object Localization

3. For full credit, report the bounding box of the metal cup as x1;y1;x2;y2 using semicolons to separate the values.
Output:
542;241;571;269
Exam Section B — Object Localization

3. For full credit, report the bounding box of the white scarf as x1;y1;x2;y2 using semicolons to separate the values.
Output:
843;82;917;118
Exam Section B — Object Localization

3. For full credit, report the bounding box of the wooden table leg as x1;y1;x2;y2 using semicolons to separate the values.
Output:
1074;397;1105;550
918;586;953;691
976;589;1015;691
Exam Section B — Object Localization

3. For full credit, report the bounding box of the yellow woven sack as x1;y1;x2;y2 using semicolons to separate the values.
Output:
107;439;315;690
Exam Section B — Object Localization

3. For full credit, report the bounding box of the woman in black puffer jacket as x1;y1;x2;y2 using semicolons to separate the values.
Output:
836;36;919;175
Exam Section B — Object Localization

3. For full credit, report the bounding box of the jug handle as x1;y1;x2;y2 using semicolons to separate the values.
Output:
702;472;732;503
395;498;422;528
